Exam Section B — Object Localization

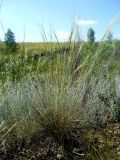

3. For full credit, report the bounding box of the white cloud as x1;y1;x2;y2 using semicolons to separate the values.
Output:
75;19;98;26
56;31;70;41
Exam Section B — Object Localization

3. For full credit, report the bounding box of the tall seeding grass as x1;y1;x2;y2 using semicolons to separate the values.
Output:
0;26;120;145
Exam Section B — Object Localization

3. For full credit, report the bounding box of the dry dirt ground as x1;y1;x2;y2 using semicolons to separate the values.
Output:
0;123;120;160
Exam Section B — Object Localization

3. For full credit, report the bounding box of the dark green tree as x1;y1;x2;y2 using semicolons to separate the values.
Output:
106;31;113;41
5;29;18;53
87;28;95;43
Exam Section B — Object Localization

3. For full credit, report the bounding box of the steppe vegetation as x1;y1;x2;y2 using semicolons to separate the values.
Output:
0;25;120;159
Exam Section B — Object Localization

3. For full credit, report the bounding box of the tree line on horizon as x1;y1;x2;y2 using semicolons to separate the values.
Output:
0;27;115;54
87;27;113;43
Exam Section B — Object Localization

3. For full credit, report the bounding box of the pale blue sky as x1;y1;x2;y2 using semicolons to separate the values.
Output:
0;0;120;42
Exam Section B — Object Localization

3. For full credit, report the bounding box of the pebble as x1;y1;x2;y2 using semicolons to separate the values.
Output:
37;152;41;158
30;156;37;160
56;154;63;159
117;152;120;155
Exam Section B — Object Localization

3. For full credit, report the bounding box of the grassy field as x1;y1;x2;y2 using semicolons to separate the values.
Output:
0;39;120;159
